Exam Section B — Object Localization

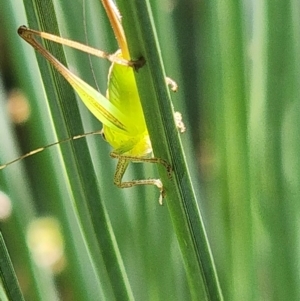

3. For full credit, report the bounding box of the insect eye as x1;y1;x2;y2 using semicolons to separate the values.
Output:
100;129;106;141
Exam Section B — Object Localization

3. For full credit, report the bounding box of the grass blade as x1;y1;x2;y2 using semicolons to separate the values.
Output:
0;232;25;301
117;1;223;300
21;0;134;299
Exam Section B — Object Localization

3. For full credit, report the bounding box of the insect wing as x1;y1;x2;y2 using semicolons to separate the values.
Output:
65;68;130;134
107;61;147;136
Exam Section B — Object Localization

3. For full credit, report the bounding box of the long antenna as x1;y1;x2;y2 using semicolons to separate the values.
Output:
0;130;103;170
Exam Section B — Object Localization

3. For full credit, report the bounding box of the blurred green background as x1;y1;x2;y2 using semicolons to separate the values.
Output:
0;0;299;300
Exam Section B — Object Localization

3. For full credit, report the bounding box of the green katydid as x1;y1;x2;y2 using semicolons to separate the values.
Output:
0;0;185;204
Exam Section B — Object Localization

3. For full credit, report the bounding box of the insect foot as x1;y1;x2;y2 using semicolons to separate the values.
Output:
174;112;186;133
129;56;146;71
151;178;165;206
157;158;173;179
166;77;178;92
